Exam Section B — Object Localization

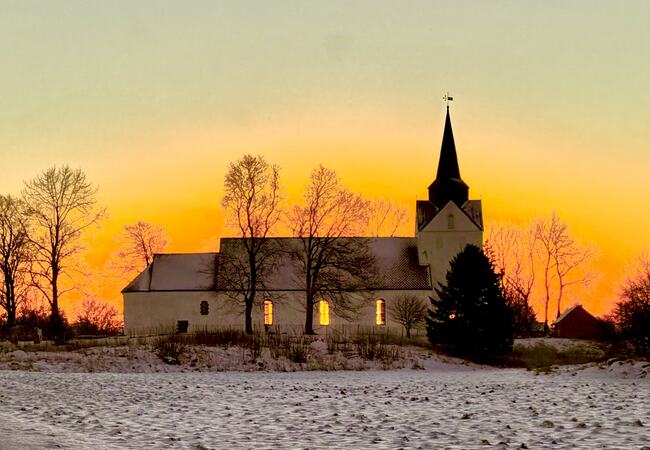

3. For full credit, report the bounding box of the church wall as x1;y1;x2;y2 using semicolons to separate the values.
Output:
416;201;483;288
123;289;432;336
417;229;483;288
123;291;239;336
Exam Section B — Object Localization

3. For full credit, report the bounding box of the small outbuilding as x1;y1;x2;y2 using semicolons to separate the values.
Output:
553;305;601;339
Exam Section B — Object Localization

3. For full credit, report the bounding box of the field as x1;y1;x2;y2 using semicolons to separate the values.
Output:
0;362;648;449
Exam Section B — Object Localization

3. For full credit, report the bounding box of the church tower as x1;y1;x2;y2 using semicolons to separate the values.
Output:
416;105;484;288
428;107;469;208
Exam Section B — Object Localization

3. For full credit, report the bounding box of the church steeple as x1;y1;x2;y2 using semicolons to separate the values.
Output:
428;106;469;208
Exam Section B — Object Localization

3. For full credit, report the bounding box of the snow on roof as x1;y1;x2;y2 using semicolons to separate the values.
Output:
123;253;218;292
121;266;151;293
218;237;431;291
123;238;431;293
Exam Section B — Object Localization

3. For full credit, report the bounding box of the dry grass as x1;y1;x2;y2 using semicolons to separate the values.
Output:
508;340;607;370
151;327;410;366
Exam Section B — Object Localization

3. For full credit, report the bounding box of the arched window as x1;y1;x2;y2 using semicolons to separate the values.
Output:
200;301;209;315
264;300;273;326
319;300;330;326
447;214;455;229
376;299;386;325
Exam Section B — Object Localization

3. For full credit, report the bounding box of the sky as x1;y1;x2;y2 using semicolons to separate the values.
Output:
1;1;649;317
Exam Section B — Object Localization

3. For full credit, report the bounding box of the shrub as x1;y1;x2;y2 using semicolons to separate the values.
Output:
267;333;312;363
509;341;607;369
154;335;186;365
45;313;72;344
389;295;427;339
353;335;401;363
72;297;122;336
185;328;250;347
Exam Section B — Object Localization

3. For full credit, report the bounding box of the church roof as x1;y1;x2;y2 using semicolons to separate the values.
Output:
122;253;219;292
123;237;431;293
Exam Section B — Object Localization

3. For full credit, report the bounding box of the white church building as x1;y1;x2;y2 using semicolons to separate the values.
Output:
122;107;483;335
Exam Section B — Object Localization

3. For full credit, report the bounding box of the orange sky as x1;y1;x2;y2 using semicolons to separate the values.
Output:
61;106;646;320
1;2;649;319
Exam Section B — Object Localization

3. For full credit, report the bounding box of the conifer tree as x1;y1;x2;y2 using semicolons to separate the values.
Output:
426;244;514;358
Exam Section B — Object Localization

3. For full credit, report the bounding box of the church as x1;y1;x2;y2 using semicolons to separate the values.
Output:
122;107;483;336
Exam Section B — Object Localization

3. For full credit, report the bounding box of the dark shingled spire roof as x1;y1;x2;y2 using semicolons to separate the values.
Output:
428;107;469;208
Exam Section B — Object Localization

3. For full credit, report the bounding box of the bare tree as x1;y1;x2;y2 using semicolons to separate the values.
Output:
74;296;122;335
289;165;376;334
22;166;106;323
389;294;427;338
220;155;282;334
535;212;593;330
0;195;32;327
366;199;408;237
113;221;168;275
485;220;538;335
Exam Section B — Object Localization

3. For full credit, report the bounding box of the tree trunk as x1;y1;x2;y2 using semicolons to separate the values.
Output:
245;299;253;335
555;284;564;319
305;293;315;335
405;327;411;339
4;274;16;327
543;302;549;333
245;252;256;335
51;274;60;320
6;308;16;327
7;283;16;327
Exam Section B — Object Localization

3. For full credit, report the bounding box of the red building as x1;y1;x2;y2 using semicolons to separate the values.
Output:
553;305;601;339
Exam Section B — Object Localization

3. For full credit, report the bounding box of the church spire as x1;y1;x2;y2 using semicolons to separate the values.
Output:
428;104;469;208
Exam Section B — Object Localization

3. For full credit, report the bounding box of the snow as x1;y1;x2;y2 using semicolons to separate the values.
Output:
514;338;600;352
0;366;648;449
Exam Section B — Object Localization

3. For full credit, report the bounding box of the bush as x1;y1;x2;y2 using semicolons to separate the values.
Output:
426;244;514;360
154;335;186;365
504;290;537;338
45;313;72;344
184;328;250;347
509;341;607;370
72;298;122;336
614;258;650;355
353;335;401;363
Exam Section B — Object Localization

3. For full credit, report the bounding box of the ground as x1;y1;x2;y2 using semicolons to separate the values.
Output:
0;361;648;449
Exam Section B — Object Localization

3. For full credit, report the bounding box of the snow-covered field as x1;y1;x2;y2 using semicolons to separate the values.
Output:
1;365;648;450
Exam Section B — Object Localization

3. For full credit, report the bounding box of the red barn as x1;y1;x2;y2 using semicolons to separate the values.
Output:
553;305;601;339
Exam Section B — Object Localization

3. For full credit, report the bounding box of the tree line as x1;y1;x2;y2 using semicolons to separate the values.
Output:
0;167;169;341
0;159;409;340
2;157;647;356
430;244;650;358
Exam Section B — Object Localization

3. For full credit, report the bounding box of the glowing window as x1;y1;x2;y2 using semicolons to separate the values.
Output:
447;214;455;229
264;300;273;326
376;299;386;325
319;300;330;326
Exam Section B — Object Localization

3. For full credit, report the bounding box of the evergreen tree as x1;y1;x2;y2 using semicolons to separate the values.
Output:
426;244;514;358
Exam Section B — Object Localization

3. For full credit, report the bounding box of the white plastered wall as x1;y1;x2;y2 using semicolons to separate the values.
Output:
124;289;432;336
416;201;483;288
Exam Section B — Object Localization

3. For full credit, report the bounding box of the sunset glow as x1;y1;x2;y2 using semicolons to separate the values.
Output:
1;1;649;319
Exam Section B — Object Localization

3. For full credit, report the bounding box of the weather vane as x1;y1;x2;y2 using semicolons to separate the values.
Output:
443;92;454;109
